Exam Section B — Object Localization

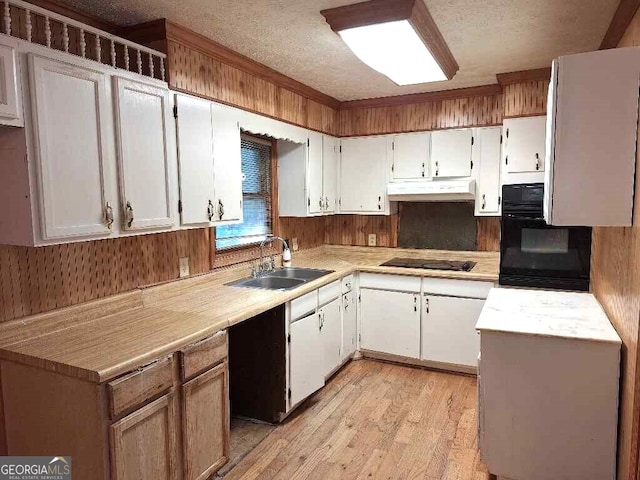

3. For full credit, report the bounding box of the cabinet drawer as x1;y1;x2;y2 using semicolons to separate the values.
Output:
341;275;354;293
319;281;341;306
359;273;421;293
290;290;318;322
421;277;493;299
108;356;174;419
179;330;228;381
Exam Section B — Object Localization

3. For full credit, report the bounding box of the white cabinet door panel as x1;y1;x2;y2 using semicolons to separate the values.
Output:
392;132;430;180
503;116;546;173
340;136;389;213
175;94;216;226
321;297;342;377
0;43;21;123
431;129;473;178
342;291;357;360
307;131;323;215
212;103;242;223
322;135;338;214
360;288;420;359
475;127;502;216
421;295;484;367
114;77;174;231
30;55;115;240
290;312;324;407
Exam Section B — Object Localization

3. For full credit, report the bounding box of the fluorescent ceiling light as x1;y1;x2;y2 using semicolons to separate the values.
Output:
339;20;447;85
321;0;458;86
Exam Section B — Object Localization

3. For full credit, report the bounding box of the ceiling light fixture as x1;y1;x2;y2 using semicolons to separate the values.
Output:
321;0;458;86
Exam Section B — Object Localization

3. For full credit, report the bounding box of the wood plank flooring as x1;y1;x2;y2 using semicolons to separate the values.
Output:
222;359;490;480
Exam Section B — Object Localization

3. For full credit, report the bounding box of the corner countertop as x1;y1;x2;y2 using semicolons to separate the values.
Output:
476;288;621;344
0;245;499;383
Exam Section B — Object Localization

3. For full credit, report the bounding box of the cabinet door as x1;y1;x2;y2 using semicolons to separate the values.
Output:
431;129;473;178
421;295;484;367
114;77;175;231
340;136;390;213
110;393;178;480
322;135;338;214
212;103;242;223
175;94;216;226
290;312;324;406
182;362;229;480
475;127;502;216
342;291;357;360
392;132;430;180
503;116;547;173
360;289;420;358
0;42;20;122
321;297;342;377
307;131;324;215
30;55;116;240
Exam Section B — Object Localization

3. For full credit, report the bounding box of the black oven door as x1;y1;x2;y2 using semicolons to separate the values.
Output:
500;213;592;291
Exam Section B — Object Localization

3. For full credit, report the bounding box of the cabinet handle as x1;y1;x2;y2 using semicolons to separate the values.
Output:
535;153;540;171
319;197;324;210
435;161;439;176
104;202;114;230
319;312;324;331
378;195;382;210
218;199;224;219
425;298;430;314
422;162;425;177
482;194;486;210
207;200;214;221
125;201;134;228
325;197;329;210
414;295;417;312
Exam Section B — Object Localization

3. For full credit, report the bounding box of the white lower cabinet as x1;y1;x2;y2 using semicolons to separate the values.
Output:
342;290;357;360
289;311;324;407
360;288;421;359
421;295;484;367
320;297;342;378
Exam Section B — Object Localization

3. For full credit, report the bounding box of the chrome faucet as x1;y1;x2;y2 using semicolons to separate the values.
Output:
252;235;290;277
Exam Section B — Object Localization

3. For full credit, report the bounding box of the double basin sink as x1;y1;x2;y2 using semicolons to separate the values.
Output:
228;267;335;291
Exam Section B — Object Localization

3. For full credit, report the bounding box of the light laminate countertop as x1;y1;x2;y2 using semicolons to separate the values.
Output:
0;245;499;383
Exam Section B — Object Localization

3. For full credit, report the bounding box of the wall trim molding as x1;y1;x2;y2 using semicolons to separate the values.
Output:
600;0;640;49
496;67;551;87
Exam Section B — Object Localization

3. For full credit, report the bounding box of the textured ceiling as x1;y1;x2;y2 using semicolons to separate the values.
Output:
63;0;619;101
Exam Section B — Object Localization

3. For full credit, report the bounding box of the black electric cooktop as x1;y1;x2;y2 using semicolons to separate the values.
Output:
380;257;477;272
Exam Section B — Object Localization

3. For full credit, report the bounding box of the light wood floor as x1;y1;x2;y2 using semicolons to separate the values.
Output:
222;359;490;480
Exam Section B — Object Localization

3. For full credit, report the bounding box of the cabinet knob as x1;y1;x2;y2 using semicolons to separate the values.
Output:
125;201;134;228
218;199;224;219
207;200;214;221
482;194;486;210
535;153;540;171
104;202;114;230
435;161;439;176
319;198;324;209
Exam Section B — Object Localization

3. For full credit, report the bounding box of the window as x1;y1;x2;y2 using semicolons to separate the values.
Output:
215;135;273;250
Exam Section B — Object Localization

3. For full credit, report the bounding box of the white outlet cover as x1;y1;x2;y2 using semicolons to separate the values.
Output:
292;237;299;252
368;234;377;247
179;257;190;277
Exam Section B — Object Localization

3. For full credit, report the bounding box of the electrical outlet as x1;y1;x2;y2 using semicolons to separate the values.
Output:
179;257;190;278
368;234;377;247
292;237;299;252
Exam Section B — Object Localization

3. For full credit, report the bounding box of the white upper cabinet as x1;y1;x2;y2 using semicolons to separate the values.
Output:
29;55;117;240
175;94;216;226
430;128;473;178
321;134;338;214
474;127;502;216
502;116;546;173
545;48;640;227
113;76;176;232
307;130;324;215
391;132;430;180
339;136;392;214
211;103;243;223
0;40;22;126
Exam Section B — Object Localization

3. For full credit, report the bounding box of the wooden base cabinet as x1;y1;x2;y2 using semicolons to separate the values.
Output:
182;363;230;480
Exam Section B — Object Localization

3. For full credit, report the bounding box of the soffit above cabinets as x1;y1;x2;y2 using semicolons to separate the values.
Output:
59;0;619;101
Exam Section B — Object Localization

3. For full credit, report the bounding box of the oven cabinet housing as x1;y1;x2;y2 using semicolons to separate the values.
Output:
0;332;231;480
0;37;23;126
478;329;620;480
545;48;640;227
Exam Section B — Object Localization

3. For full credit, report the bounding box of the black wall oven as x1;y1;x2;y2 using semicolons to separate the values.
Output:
500;184;592;291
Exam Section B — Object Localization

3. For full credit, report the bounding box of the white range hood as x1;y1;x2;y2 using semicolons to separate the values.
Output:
387;179;476;202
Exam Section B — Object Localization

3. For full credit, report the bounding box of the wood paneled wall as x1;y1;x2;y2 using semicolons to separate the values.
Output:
502;80;549;118
324;215;399;248
0;229;210;323
590;8;640;480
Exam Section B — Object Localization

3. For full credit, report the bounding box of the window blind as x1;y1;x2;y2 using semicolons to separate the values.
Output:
215;136;272;250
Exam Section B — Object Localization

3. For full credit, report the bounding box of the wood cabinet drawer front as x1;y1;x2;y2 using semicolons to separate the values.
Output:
180;330;228;380
290;290;318;322
421;277;494;299
359;273;421;293
108;356;174;419
319;281;341;306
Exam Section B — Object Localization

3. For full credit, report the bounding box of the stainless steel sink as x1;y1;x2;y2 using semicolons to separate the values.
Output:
268;267;334;281
227;267;335;291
